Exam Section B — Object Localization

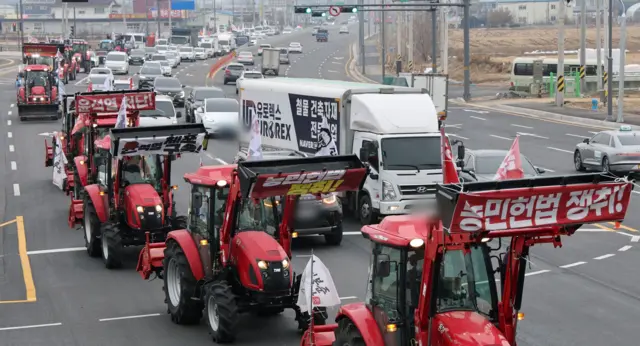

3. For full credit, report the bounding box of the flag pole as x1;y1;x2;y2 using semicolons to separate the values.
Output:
308;249;315;346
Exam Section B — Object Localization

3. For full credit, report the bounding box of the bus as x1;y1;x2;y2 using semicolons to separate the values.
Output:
510;57;602;88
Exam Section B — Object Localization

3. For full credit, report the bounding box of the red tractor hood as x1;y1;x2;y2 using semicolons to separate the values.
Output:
124;184;162;207
30;86;46;95
434;311;510;346
231;231;288;262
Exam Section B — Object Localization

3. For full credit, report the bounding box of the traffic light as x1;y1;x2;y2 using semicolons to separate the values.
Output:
12;23;16;32
342;6;357;13
294;7;312;14
311;11;326;17
70;25;75;37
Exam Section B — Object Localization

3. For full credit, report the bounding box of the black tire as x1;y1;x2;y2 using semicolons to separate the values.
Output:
574;151;586;172
223;80;228;85
602;156;610;173
162;240;203;325
100;223;123;269
205;281;239;343
171;215;188;230
298;307;327;331
333;318;366;346
83;199;101;257
324;223;343;246
358;194;378;225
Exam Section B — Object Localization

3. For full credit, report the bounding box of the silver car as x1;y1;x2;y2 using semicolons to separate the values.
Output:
165;51;179;68
574;126;640;173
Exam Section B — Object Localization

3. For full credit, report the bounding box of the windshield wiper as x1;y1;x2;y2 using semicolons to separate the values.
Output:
417;163;442;169
388;164;420;172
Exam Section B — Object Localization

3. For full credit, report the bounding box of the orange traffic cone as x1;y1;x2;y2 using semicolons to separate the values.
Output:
614;221;621;229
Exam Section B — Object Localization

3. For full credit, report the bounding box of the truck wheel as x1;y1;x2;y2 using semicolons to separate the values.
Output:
205;280;238;343
163;240;203;325
324;223;343;246
100;223;123;269
83;199;101;257
358;194;378;225
333;319;366;346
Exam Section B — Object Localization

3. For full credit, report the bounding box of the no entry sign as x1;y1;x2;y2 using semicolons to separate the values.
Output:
329;6;341;16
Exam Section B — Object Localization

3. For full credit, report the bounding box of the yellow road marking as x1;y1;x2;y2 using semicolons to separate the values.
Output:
593;223;617;232
0;217;36;304
607;222;639;233
0;219;17;228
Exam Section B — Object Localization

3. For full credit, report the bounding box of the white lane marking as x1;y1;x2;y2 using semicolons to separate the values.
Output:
511;124;532;129
7;111;11;116
464;109;488;115
632;236;640;242
7;132;12;138
445;123;462;128
490;134;511;141
525;269;550;277
559;261;586;268
469;115;486;120
99;313;161;322
7;120;11;126
537;166;555;172
9;145;14;152
547;147;572;154
517;132;549;140
339;296;358;300
332;62;342;65
10;103;14;108
593;254;615;260
618;245;632;252
449;134;469;140
0;322;62;331
10;161;16;170
588;131;598;134
13;183;20;196
327;70;339;73
74;76;90;86
567;133;587;138
27;247;86;255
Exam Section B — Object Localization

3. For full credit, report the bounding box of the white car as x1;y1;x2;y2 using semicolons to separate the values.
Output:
288;42;303;54
165;51;179;68
113;78;133;90
258;43;271;56
88;74;113;91
339;26;349;34
282;27;293;34
236;51;254;65
89;67;113;79
104;51;129;74
236;70;264;94
199;42;215;57
194;47;207;60
249;36;258;46
179;47;196;62
139;95;180;126
196;98;240;138
156;44;168;54
150;54;171;76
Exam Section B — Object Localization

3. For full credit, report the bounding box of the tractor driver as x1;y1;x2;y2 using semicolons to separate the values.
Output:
122;156;154;185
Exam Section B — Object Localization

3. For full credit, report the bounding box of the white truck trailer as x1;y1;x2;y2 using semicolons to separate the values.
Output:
239;77;444;224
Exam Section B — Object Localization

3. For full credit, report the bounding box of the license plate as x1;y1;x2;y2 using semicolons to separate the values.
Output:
273;268;281;273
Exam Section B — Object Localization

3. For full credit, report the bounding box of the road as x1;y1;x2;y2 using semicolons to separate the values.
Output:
0;23;639;346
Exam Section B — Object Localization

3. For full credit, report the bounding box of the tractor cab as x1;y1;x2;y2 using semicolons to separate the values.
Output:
17;64;60;120
98;39;115;52
302;173;634;346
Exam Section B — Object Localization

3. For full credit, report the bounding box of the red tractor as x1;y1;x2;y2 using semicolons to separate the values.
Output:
301;173;633;346
82;123;208;268
17;64;60;121
136;155;369;343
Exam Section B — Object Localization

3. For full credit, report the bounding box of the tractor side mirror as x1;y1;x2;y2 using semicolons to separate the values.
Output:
535;167;546;174
176;111;182;118
192;191;203;209
375;254;391;278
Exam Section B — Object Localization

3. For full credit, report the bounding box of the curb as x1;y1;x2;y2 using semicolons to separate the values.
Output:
347;42;379;84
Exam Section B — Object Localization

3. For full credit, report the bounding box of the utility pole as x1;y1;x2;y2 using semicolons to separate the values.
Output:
462;0;470;101
62;3;67;39
396;5;401;65
606;0;613;120
604;0;608;70
440;7;448;74
73;6;77;38
596;0;602;92
358;0;365;74
408;11;414;71
579;0;586;93
18;0;23;51
617;11;627;122
169;0;173;34
232;0;235;27
431;8;437;72
381;0;386;81
252;0;256;27
556;0;565;107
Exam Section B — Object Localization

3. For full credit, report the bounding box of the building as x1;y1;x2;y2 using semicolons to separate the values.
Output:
476;0;625;25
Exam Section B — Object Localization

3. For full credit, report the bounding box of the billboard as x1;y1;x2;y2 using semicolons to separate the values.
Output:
171;0;195;10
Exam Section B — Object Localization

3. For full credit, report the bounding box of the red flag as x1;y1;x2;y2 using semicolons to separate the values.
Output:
440;126;460;184
494;136;524;181
129;78;134;90
87;82;93;92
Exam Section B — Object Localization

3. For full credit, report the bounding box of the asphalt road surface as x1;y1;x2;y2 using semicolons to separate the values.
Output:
1;24;639;346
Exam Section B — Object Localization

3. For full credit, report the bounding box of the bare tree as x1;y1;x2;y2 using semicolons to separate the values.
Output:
412;11;433;64
487;8;513;27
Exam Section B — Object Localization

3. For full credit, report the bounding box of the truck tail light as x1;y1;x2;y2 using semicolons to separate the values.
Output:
225;70;231;76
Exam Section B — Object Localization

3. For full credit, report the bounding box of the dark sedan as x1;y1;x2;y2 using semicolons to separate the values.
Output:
223;63;245;85
136;65;163;89
458;149;545;182
153;77;185;107
128;49;145;65
184;86;225;123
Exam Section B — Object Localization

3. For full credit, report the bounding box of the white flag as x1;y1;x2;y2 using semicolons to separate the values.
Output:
102;76;112;91
248;116;262;160
115;96;127;128
57;77;65;103
296;255;341;313
52;134;68;190
315;116;338;157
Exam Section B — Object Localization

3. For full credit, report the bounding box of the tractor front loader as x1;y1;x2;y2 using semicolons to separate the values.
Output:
137;154;369;343
301;173;634;346
81;123;208;269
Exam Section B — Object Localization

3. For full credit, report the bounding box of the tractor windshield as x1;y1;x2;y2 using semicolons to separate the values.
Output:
25;56;54;67
435;246;496;319
235;197;278;236
121;155;163;190
25;71;51;88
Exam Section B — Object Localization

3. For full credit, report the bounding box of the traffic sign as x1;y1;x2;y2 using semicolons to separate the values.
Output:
329;6;341;16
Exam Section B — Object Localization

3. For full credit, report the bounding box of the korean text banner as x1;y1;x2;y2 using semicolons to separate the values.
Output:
249;168;367;199
76;91;156;114
447;181;632;234
116;133;206;157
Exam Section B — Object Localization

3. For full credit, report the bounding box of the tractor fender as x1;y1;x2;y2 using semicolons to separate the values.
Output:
74;155;89;187
84;184;109;223
335;302;385;345
166;230;205;281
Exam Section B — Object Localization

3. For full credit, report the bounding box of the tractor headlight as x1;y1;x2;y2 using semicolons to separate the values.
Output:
282;259;290;269
257;260;268;270
155;204;162;212
322;193;336;205
136;206;144;213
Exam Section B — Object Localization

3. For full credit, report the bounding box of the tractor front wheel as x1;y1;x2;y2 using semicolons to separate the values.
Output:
205;280;238;343
83;199;101;257
163;241;203;324
100;223;123;269
333;319;366;346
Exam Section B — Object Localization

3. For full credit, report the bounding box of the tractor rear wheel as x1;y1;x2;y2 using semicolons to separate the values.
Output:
298;307;328;331
333;319;366;346
163;241;203;325
205;281;238;343
171;215;188;230
100;223;123;269
83;199;101;257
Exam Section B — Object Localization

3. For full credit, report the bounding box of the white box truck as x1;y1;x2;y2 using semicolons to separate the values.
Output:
216;33;235;55
239;77;444;224
261;48;281;76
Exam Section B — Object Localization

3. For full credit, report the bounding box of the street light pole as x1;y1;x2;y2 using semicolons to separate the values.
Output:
617;5;627;123
606;0;613;120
